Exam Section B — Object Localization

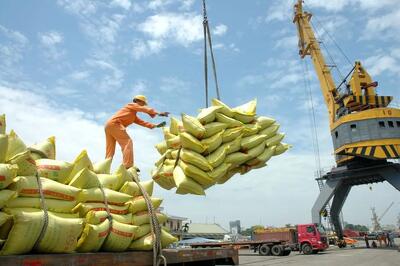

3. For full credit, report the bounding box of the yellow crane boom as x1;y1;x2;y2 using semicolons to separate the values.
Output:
293;0;400;165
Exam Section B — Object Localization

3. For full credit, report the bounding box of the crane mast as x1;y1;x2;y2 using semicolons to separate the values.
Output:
293;1;338;126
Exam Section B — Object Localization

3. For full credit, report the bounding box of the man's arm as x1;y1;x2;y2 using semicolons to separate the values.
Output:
134;116;156;129
128;103;158;118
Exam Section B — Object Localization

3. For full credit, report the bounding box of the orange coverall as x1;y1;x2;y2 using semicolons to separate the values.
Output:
105;103;158;168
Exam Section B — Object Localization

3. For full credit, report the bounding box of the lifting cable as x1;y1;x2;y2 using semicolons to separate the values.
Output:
203;0;221;107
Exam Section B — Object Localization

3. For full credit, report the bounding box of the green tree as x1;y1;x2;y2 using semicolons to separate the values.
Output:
241;225;264;236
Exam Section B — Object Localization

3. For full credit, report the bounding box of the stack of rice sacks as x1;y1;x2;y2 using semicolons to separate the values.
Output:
0;114;176;255
152;99;291;195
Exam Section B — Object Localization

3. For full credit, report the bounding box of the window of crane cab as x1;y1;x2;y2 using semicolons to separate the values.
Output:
335;131;338;138
397;121;400;127
379;121;385;128
388;121;394;128
350;124;357;132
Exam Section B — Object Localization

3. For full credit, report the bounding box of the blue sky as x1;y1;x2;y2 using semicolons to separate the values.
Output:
0;0;399;230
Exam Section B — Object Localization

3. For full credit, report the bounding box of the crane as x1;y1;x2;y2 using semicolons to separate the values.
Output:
293;0;400;246
371;202;395;232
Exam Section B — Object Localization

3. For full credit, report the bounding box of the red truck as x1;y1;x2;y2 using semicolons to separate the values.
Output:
253;223;329;255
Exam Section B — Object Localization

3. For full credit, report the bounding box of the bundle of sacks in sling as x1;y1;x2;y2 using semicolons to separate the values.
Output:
152;99;291;195
0;114;177;255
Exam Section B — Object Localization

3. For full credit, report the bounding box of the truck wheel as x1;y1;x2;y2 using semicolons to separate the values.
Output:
283;249;291;256
271;245;284;256
302;244;312;255
259;244;271;256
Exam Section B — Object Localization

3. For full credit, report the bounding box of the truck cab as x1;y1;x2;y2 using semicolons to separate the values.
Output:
297;223;329;254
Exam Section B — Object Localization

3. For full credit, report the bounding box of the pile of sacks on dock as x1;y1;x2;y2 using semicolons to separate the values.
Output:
0;114;176;255
152;99;291;195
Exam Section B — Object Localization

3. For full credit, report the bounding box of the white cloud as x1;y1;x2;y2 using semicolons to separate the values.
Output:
364;53;400;76
110;0;131;10
39;31;63;46
364;9;400;40
131;79;148;96
131;39;165;60
0;25;29;66
159;77;189;93
85;58;124;92
57;0;97;16
69;70;90;80
213;24;228;36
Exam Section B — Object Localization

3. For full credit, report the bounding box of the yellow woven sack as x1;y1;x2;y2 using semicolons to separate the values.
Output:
135;224;151;239
0;208;44;255
247;143;266;159
259;123;280;139
181;114;206;139
0;114;5;134
208;163;231;181
266;133;285;147
241;135;267;152
85;210;132;225
132;211;168;226
73;202;129;216
206;146;227;168
152;165;175;190
180;132;205;153
78;188;132;206
233;99;257;116
274;143;291;156
215;113;243;128
6;198;77;213
164;159;176;166
221;136;242;154
9;150;37;176
242;124;259;137
28;136;56;160
114;164;135;186
180;149;212;171
77;219;110;252
166;135;181;149
256;116;275;130
0;164;18;189
36;159;73;184
128;196;163;214
173;166;205;195
120;180;154;197
201;132;223;154
246;146;276;166
49;212;80;218
5;130;27;161
197;106;223;124
217;168;239;184
67;150;94;183
98;173;124;191
211;99;234;117
170;117;184;135
35;213;84;253
93;158;112;174
69;168;100;189
11;176;80;201
0;211;12;239
155;141;168;155
102;220;138;252
0;190;17;208
225;152;252;166
203;122;228;138
0;134;8;163
222;127;243;143
179;160;214;188
129;229;178;250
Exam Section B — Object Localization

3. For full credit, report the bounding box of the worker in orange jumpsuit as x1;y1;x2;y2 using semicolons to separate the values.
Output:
105;95;169;169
